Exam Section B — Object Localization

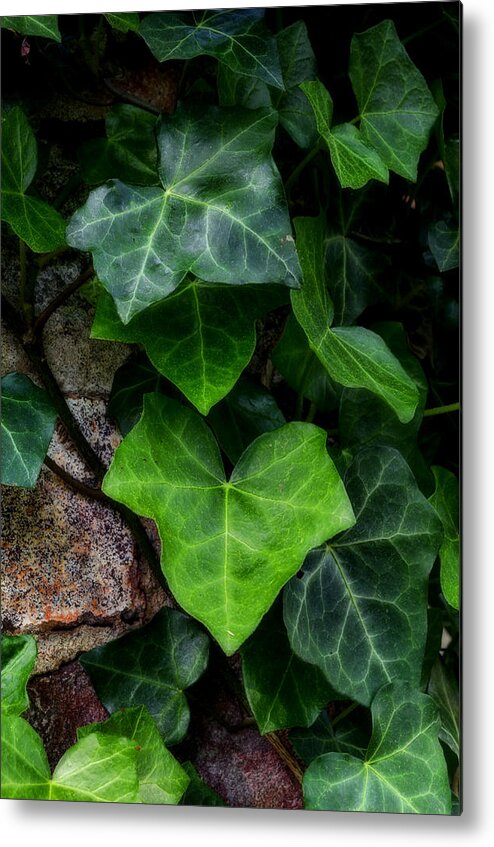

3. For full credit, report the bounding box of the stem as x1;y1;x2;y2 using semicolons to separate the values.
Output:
44;456;104;500
265;733;303;784
285;144;321;197
305;401;317;424
423;402;460;418
332;701;359;728
402;17;443;46
295;392;305;421
33;265;94;337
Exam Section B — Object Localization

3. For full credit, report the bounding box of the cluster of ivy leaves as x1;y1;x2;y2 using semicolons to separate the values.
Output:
1;6;459;814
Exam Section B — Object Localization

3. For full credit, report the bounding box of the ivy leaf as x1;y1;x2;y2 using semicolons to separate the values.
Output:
325;233;391;326
139;9;283;89
272;315;340;413
1;373;58;489
1;717;140;802
108;357;163;436
181;762;226;806
1;107;66;252
303;682;451;814
429;466;460;609
207;378;286;465
80;608;209;745
240;601;335;734
349;20;439;180
284;447;443;706
292;217;418;423
300;79;333;137
1;15;61;41
78;706;189;804
102;393;355;654
1;634;37;717
104;12;140;33
92;281;273;415
290;709;370;764
427;659;459;758
428;219;460;272
325;123;389;189
78;104;159;186
421;608;444;690
67;104;300;324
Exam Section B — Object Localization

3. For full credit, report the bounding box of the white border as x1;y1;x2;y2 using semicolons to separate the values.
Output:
2;1;493;845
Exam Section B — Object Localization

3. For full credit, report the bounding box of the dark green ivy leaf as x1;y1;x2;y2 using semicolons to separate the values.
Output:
1;634;37;717
108;357;163;436
139;9;283;89
240;601;336;734
1;373;58;489
303;682;451;814
290;709;370;765
102;394;355;654
284;447;443;706
325;234;391;327
428;218;460;272
429;466;460;609
1;15;61;41
181;762;226;806
349;20;439;181
427;659;460;759
80;607;209;745
67;104;300;323
104;12;140;33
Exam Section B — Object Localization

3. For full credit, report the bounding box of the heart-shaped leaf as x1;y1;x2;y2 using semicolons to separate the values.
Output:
1;373;58;488
1;634;37;717
284;447;443;705
349;20;439;181
78;104;159;186
78;706;189;804
67;104;300;324
139;9;283;89
429;466;460;609
102;393;355;654
291;217;418;423
92;281;278;415
427;658;459;758
1;15;60;41
240;601;335;734
303;682;451;814
1;107;66;252
80;607;209;745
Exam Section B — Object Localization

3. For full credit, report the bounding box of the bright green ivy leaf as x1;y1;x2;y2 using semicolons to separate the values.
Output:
326;123;389;189
240;600;335;734
428;659;460;759
78;706;189;804
272;315;340;413
92;281;279;415
1;107;66;252
139;9;283;89
78;104;159;186
102;393;355;654
292;217;418;423
429;466;460;609
1;634;37;717
284;447;443;706
67;104;300;324
428;219;460;272
1;15;61;41
349;20;439;181
1;716;140;802
1;373;58;489
181;762;226;806
290;709;370;765
104;12;140;33
300;79;333;137
80;607;209;745
207;378;286;465
303;682;451;814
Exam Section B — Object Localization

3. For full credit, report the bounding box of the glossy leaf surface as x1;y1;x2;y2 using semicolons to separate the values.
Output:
104;12;140;33
284;447;442;705
1;107;66;252
291;709;370;764
1;634;37;717
1;715;51;799
240;601;335;733
92;281;272;415
67;104;300;323
427;659;459;758
1;15;60;41
349;20;439;180
303;682;451;813
292;217;418;422
1;373;58;488
429;466;460;609
325;233;390;327
428;219;460;272
80;608;209;745
140;9;283;89
79;105;159;186
102;394;355;653
78;706;189;804
326;123;389;189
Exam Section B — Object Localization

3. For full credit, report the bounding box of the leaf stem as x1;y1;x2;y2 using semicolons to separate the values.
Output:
33;264;94;337
305;401;317;423
285;144;321;197
331;701;359;728
423;402;460;418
